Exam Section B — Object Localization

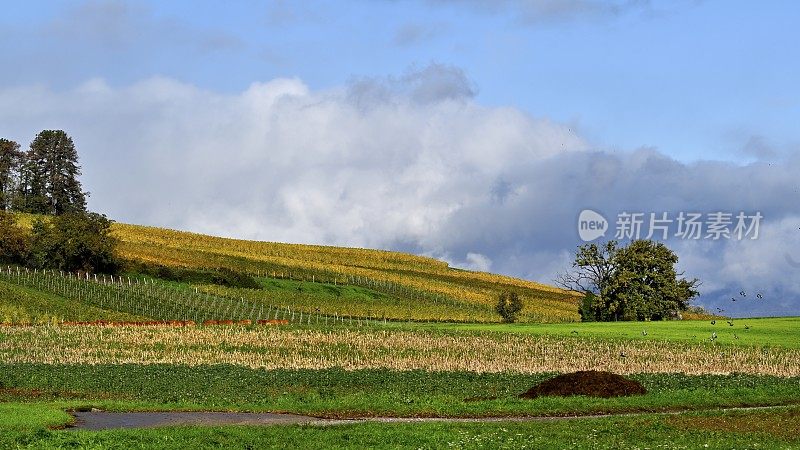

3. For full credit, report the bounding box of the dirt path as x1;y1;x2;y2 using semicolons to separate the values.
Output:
68;405;795;431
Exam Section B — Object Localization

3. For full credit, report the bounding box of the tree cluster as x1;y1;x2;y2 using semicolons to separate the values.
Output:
557;240;699;321
0;130;116;274
0;210;120;274
0;130;87;215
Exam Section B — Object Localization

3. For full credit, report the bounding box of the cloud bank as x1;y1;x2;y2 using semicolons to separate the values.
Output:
0;64;797;317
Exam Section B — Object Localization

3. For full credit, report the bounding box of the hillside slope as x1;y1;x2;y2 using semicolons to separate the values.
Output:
12;214;580;322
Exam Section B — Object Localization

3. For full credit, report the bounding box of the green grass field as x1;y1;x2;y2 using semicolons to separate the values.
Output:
2;364;800;418
418;316;800;348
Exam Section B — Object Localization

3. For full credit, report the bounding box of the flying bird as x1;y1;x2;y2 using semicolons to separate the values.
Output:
757;293;764;299
740;290;747;297
711;320;716;325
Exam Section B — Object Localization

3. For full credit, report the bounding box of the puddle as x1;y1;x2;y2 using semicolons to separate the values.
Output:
69;411;322;430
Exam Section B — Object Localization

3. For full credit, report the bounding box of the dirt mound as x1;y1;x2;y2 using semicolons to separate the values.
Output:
519;371;646;399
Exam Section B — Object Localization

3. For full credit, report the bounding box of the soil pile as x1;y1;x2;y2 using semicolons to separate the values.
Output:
519;371;646;399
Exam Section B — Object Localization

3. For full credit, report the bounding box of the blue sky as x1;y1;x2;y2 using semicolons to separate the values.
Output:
4;1;798;161
1;1;799;316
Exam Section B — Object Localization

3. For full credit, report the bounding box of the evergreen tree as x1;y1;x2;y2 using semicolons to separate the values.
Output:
0;138;22;211
20;130;87;215
15;142;47;213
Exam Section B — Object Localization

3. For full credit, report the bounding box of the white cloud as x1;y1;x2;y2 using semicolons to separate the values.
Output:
463;252;493;272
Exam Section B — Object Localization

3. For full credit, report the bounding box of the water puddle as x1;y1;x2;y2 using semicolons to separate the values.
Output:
69;411;322;430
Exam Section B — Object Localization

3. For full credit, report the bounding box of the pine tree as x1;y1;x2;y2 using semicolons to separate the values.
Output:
0;138;22;211
20;130;87;215
16;142;46;214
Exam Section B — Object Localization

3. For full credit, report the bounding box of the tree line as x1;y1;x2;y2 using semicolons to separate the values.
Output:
0;130;118;274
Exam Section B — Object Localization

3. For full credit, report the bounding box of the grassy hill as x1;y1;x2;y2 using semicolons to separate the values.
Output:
8;214;580;323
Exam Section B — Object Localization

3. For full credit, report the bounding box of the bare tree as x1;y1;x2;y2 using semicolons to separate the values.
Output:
555;240;620;296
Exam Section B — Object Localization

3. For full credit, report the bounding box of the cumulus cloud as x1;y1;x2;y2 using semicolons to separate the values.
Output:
466;253;493;271
0;64;797;316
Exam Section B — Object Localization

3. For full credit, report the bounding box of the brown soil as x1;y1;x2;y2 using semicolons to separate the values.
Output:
519;370;646;399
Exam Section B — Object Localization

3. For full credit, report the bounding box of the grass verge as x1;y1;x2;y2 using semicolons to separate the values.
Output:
1;365;799;418
1;406;799;449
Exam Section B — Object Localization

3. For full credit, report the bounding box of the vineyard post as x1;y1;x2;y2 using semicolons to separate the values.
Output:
224;300;233;321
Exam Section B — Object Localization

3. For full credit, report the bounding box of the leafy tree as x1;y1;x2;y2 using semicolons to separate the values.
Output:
0;211;28;264
496;290;523;323
607;240;699;320
29;212;119;274
17;130;87;215
578;292;598;322
0;138;22;211
557;240;699;321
